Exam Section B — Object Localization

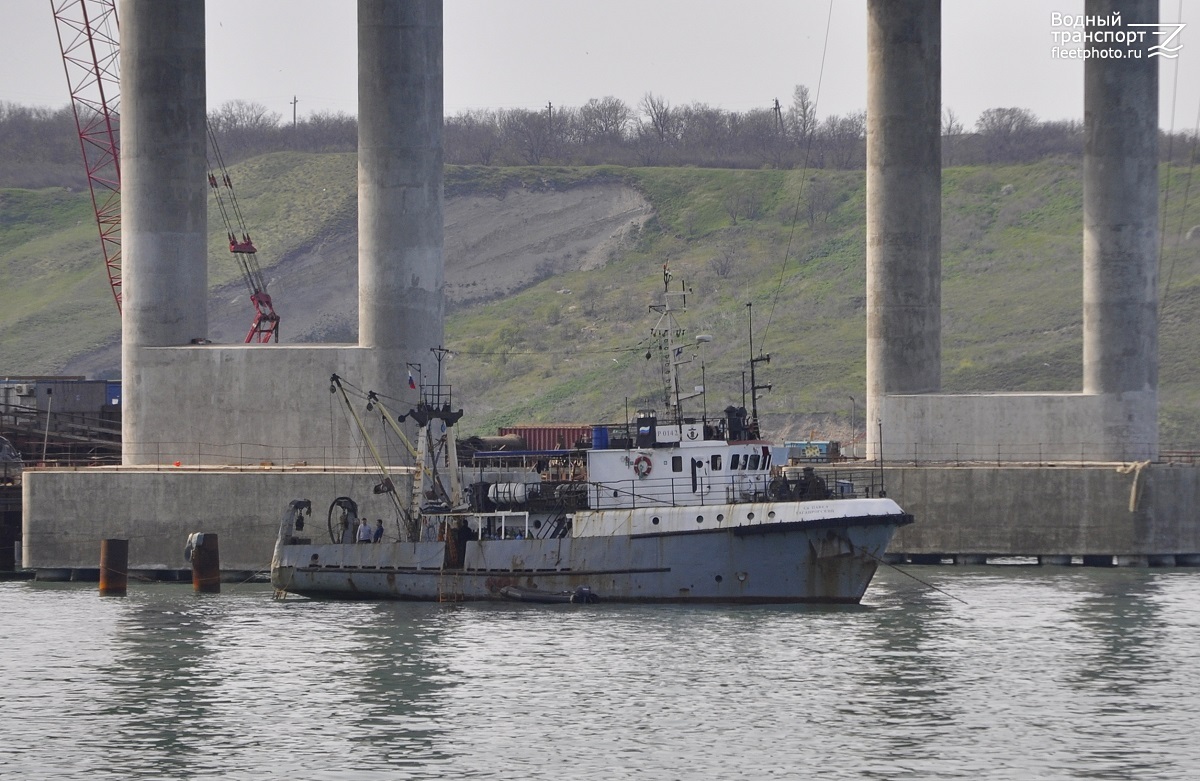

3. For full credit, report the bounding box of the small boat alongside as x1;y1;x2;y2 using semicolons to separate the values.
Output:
271;267;913;603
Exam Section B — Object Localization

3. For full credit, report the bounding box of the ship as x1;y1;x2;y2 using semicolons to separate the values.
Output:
270;267;913;603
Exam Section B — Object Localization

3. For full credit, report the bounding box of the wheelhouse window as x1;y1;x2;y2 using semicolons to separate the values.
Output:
731;453;741;470
748;454;761;470
710;454;722;471
672;455;683;472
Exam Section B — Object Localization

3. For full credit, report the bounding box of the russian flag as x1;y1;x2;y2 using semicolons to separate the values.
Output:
408;371;417;390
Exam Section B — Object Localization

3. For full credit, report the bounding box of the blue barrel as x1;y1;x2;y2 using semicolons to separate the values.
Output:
592;426;610;449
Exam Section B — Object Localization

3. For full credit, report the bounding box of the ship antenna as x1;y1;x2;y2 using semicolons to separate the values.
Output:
746;302;771;438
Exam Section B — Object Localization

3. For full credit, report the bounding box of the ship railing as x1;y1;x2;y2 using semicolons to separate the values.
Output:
584;467;892;509
424;510;532;540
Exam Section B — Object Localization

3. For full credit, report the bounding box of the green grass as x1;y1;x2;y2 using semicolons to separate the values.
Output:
4;157;1200;445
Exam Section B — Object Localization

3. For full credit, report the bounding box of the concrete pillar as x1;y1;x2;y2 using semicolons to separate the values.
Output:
119;0;208;463
1082;0;1158;458
865;0;941;457
358;0;444;391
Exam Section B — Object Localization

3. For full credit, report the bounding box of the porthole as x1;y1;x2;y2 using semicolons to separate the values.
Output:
768;511;776;519
715;575;723;583
532;519;543;530
696;515;704;524
651;516;660;525
716;513;725;522
747;512;755;521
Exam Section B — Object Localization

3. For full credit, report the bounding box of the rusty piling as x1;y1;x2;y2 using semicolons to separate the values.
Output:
99;538;128;596
190;533;220;593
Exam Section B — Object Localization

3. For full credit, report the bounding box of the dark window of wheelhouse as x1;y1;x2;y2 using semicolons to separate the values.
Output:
672;455;683;472
730;453;741;470
748;454;761;470
711;454;722;471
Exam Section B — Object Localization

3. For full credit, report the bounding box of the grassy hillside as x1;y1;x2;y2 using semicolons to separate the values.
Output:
3;156;1200;445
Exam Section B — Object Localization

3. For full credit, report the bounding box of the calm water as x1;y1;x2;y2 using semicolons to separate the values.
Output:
2;567;1198;780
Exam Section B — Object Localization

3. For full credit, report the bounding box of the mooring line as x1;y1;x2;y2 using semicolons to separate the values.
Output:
854;543;969;605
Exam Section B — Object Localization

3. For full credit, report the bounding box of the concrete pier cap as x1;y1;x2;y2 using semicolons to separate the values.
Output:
26;0;447;574
116;0;445;467
865;0;1159;464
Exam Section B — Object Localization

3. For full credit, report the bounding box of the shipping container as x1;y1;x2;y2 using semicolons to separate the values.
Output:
785;440;842;463
498;424;594;451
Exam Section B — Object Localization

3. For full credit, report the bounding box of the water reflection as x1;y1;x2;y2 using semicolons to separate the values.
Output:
3;571;1200;780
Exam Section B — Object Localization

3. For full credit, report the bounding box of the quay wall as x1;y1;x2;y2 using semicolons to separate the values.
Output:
23;468;414;573
19;463;1200;573
887;463;1200;558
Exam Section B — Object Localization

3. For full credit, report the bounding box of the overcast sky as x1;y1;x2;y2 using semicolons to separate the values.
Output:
4;0;1197;132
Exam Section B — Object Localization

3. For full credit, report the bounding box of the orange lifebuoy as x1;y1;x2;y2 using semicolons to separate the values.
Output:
633;455;653;479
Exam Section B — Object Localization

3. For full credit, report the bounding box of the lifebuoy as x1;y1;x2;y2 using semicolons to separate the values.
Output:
633;455;653;479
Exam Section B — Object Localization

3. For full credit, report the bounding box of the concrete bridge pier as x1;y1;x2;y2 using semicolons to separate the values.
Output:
1082;0;1159;461
118;0;208;466
864;0;941;448
358;0;444;396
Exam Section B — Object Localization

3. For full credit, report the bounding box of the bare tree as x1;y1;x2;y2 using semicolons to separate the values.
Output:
803;176;838;227
787;84;817;146
680;103;732;164
446;109;502;165
709;244;737;279
820;111;866;169
975;107;1037;163
295;110;357;153
578;96;631;144
724;191;740;225
208;100;281;160
942;107;964;167
501;108;552;165
738;108;780;169
638;92;676;145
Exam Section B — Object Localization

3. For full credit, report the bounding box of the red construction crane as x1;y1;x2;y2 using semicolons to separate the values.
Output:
50;0;280;342
51;0;122;312
207;129;280;343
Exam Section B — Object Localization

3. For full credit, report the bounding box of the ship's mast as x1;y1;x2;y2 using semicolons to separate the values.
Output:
649;265;705;426
652;266;691;424
746;302;770;439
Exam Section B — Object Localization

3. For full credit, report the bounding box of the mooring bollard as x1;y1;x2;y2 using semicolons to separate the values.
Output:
99;538;128;596
188;533;220;593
